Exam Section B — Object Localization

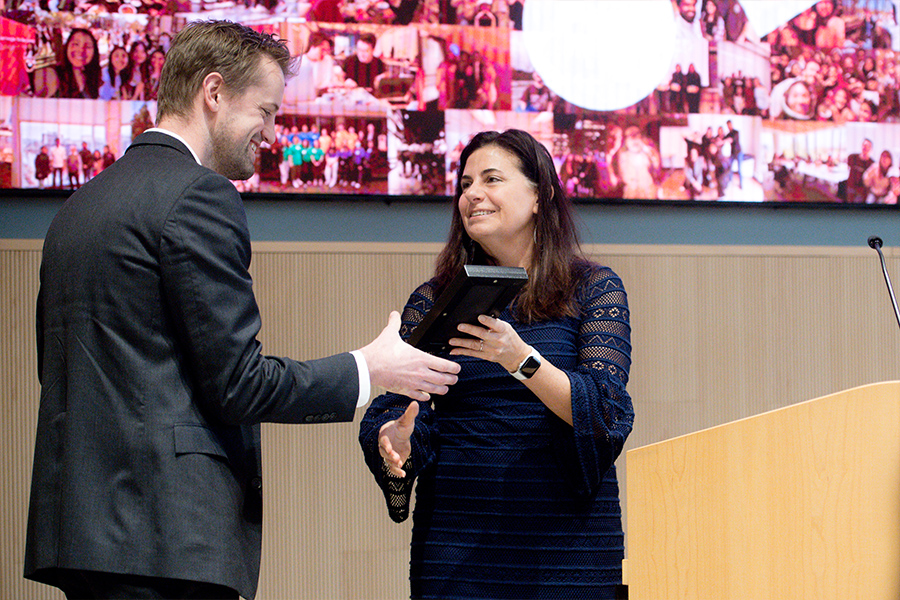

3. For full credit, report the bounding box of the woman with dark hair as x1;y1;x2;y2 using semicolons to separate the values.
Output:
34;28;102;98
59;29;101;98
99;45;134;100
813;0;845;48
145;47;166;101
126;40;150;100
788;7;818;47
701;0;724;41
359;129;634;599
863;149;893;203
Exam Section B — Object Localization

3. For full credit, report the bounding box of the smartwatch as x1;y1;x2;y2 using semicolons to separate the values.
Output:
510;347;542;381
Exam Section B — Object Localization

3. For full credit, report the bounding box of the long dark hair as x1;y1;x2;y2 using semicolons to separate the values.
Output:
105;45;134;98
106;45;129;80
125;40;151;88
880;149;893;176
434;129;587;322
56;28;101;99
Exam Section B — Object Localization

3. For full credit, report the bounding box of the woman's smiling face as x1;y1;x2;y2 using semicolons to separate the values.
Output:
111;47;129;73
458;144;539;266
67;31;95;70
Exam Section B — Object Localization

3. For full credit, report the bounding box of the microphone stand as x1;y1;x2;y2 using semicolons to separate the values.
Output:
868;236;900;331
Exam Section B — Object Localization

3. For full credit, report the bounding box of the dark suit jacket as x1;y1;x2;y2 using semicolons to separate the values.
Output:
24;131;360;599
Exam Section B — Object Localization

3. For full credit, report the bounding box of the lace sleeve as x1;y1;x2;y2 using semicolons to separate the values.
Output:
550;265;635;499
358;281;440;523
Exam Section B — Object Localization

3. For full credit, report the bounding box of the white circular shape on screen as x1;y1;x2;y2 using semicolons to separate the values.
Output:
522;0;677;112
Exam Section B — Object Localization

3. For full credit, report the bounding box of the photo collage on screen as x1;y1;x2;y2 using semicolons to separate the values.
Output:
2;0;900;204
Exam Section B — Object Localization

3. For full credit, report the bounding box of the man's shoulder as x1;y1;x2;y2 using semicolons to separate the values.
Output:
121;132;211;176
128;131;192;155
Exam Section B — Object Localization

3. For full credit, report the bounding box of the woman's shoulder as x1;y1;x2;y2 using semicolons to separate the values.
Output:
409;278;439;304
574;259;621;283
573;260;627;298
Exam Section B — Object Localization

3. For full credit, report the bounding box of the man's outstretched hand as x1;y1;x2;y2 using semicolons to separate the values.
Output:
360;311;460;402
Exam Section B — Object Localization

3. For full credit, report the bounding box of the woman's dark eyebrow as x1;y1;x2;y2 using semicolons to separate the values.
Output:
462;167;504;183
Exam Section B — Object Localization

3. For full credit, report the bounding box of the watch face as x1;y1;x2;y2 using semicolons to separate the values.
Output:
520;355;541;377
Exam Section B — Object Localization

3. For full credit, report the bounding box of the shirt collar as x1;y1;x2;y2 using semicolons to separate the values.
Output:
145;127;203;166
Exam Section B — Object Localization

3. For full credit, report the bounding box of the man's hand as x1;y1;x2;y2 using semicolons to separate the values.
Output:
360;311;460;402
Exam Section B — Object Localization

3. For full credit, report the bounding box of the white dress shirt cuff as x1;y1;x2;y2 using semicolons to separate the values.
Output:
350;350;371;408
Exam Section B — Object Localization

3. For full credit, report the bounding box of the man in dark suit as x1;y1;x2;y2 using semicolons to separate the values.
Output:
24;20;459;600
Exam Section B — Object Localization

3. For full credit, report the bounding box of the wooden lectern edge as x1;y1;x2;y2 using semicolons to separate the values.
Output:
625;379;900;455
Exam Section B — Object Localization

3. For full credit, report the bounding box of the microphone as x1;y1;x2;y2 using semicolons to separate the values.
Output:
868;235;900;331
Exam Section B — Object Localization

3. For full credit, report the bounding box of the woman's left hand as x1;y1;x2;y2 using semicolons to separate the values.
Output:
452;315;574;425
449;315;530;373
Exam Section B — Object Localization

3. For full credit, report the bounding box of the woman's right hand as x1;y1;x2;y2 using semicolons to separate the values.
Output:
378;401;419;477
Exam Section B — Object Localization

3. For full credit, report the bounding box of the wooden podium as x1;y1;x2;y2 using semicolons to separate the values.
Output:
624;381;900;599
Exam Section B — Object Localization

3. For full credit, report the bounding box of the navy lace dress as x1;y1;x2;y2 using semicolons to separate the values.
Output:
359;263;634;599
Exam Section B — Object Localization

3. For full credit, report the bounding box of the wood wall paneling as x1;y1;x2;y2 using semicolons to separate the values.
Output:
2;240;897;598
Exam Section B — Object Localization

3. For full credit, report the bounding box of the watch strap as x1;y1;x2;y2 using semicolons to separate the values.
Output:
510;347;541;380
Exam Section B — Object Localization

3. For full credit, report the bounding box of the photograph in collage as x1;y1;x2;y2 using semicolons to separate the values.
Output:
2;0;900;204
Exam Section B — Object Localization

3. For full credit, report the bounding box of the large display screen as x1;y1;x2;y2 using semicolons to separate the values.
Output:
1;0;899;204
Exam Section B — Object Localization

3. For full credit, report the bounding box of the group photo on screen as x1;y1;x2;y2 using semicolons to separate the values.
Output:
2;0;900;204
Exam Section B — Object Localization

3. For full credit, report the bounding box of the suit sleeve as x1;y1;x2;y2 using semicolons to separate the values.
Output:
159;171;359;425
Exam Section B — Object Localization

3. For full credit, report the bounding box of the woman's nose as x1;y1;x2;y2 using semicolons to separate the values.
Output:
463;183;483;202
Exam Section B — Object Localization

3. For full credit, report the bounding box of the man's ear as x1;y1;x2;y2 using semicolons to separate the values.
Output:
202;72;225;112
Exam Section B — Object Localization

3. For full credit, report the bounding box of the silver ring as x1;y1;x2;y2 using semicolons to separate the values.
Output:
479;340;484;352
